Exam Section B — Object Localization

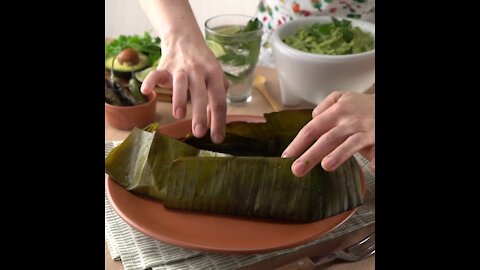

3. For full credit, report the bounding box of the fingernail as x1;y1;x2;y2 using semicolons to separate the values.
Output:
293;161;306;176
175;108;185;119
140;83;149;94
213;133;224;144
281;151;289;158
323;156;335;169
194;124;206;137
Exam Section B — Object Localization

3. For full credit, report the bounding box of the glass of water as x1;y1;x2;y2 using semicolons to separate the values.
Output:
205;14;262;104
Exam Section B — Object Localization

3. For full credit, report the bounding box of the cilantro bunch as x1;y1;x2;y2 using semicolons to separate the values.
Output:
105;32;161;64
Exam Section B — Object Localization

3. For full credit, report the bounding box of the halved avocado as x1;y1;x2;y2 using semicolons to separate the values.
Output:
105;53;150;79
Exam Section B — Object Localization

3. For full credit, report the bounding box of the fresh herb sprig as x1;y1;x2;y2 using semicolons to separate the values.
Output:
105;32;161;64
219;18;261;82
242;18;261;33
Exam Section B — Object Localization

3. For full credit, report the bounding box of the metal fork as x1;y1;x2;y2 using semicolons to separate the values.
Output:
312;232;375;266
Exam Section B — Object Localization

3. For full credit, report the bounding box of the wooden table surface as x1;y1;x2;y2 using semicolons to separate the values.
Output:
105;66;375;270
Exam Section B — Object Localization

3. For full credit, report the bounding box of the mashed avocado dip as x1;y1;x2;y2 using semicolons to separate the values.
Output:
282;17;374;55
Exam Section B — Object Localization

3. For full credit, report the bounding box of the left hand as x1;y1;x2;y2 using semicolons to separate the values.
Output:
140;32;228;143
282;91;375;176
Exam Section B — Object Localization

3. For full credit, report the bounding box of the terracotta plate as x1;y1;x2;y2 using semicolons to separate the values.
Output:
105;115;364;254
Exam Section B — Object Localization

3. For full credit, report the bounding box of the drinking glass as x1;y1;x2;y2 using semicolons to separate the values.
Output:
205;14;262;104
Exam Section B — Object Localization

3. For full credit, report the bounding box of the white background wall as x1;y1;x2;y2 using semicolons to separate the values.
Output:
105;0;259;38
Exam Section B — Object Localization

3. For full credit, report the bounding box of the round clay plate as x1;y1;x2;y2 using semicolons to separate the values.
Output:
106;115;365;254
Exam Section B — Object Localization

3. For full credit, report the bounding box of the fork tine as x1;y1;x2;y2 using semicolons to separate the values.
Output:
312;233;375;266
348;233;375;254
355;243;375;258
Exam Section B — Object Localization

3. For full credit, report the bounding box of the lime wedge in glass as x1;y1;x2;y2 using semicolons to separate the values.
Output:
217;25;242;34
206;40;226;57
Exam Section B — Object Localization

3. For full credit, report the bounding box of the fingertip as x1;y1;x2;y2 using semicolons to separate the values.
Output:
212;133;224;144
282;145;294;158
292;160;307;177
321;156;336;172
193;124;206;138
140;83;152;94
174;107;186;119
206;103;226;145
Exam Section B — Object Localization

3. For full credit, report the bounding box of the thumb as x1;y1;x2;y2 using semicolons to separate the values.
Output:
141;69;173;94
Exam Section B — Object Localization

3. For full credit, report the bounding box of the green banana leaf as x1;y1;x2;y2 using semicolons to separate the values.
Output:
105;110;364;222
165;156;333;221
105;127;199;199
182;109;313;156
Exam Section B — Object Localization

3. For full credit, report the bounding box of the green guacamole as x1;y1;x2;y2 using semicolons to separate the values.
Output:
282;17;374;55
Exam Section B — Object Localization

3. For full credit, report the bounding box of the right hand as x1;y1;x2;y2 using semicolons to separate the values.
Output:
283;91;375;176
141;33;228;144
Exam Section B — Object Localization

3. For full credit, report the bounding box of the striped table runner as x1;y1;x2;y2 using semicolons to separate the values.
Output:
105;141;375;270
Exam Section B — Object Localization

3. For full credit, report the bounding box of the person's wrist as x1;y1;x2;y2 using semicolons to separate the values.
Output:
161;25;204;46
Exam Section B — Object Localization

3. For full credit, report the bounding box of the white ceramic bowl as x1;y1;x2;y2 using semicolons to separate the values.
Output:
271;17;375;105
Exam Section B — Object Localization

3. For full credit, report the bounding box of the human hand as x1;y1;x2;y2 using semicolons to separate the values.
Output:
282;91;375;176
140;34;228;144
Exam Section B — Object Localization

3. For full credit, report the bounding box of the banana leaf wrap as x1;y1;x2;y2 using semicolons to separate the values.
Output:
105;110;364;222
